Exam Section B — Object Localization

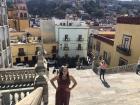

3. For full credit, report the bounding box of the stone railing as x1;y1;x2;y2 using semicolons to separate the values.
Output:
93;62;137;74
0;67;36;89
16;87;43;105
106;63;137;74
1;87;34;105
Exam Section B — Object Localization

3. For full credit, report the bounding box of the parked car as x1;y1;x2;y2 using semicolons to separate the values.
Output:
15;63;29;68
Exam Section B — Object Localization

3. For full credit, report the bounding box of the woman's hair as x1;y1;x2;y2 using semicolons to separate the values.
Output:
59;66;70;83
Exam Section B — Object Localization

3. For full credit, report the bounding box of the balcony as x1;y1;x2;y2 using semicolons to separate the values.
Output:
63;38;70;41
116;45;131;56
77;38;84;41
18;52;26;56
63;47;69;51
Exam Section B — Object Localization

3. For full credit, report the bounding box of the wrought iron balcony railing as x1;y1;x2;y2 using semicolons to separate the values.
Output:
63;38;70;41
116;45;131;56
77;38;84;41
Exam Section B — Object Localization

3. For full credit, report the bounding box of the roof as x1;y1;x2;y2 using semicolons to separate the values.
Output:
98;31;115;39
117;17;140;25
10;32;25;37
94;34;114;46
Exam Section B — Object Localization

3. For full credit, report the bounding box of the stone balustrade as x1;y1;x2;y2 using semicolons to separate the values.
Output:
93;61;137;74
1;88;34;105
106;63;137;74
15;87;43;105
0;67;36;89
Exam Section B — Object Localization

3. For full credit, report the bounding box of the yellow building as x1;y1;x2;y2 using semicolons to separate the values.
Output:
92;31;115;67
93;17;140;67
10;27;57;65
113;17;140;66
8;19;29;32
11;43;40;65
10;28;41;65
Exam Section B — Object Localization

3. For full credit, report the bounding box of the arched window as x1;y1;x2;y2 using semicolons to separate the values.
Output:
24;13;27;18
20;13;23;18
23;6;26;10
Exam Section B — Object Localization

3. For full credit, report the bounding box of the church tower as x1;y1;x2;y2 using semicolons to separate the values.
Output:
8;0;29;31
13;0;28;19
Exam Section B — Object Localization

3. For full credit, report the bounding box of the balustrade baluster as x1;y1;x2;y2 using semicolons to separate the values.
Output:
17;92;21;101
11;93;16;105
23;91;27;97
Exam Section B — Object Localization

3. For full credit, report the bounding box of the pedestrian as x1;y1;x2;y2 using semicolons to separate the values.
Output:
99;59;107;81
136;57;140;74
50;66;77;105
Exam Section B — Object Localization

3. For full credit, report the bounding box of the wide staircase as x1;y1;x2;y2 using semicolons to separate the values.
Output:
0;61;139;105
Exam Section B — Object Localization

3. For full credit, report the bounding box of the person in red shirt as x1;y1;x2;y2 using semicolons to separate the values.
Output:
99;60;107;81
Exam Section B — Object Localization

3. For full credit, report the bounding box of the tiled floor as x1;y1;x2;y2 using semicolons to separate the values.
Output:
48;68;140;105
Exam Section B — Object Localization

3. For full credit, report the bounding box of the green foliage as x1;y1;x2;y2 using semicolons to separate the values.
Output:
83;1;104;18
25;0;104;18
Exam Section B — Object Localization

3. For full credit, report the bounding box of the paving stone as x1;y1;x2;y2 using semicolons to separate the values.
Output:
48;68;140;105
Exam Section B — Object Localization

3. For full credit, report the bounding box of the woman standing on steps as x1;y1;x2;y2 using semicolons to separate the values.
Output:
50;66;77;105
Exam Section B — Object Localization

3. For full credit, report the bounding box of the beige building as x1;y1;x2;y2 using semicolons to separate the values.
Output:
10;28;41;65
93;17;140;67
40;19;57;59
10;26;57;65
93;31;115;67
113;17;140;66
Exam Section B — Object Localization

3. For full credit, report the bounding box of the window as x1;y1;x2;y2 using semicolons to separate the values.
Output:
64;43;69;50
122;35;132;49
118;57;128;66
23;6;26;10
65;34;69;41
20;13;23;18
69;23;72;26
24;13;27;18
78;35;82;41
52;46;57;53
64;43;68;48
63;23;66;26
78;44;82;50
103;51;111;65
16;58;21;63
18;48;25;56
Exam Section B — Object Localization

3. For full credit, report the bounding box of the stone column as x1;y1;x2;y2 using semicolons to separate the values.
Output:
34;75;48;105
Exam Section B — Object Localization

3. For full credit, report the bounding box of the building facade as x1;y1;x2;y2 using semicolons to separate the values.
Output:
40;19;57;59
10;28;41;65
8;0;29;31
92;31;115;67
55;19;89;58
0;0;12;68
113;17;140;66
92;17;140;67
